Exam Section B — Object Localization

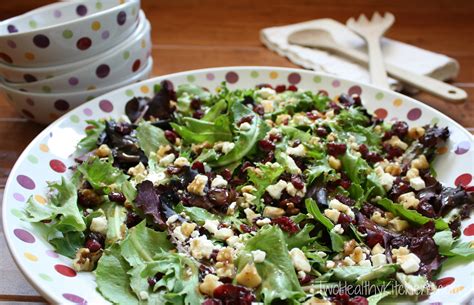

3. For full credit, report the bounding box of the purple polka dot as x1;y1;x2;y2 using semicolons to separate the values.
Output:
407;108;422;120
33;34;50;48
99;100;113;112
225;71;238;84
101;30;110;40
332;80;341;88
24;74;37;83
17;175;35;190
288;72;301;84
455;141;471;155
0;52;13;64
13;193;25;201
63;293;87;305
7;24;18;33
22;109;34;119
83;108;93;116
428;303;442;305
348;85;362;96
96;64;110;78
26;98;35;106
76;5;87;16
54;99;70;111
46;250;59;258
68;77;79;86
14;229;35;243
53;9;62;18
7;40;16;48
206;73;215;80
117;11;126;25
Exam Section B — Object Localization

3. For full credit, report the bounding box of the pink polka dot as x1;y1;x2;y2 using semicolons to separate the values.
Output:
206;73;215;80
225;71;238;84
50;159;66;173
54;264;77;277
288;72;301;84
101;30;110;40
68;77;79;86
348;85;362;96
407;108;422;120
14;228;35;243
17;175;35;190
13;193;25;201
53;9;62;18
83;108;93;116
455;173;472;187
63;293;87;305
7;40;16;48
99;100;113;112
332;80;340;88
455;141;470;155
463;223;474;236
46;250;59;258
374;108;388;119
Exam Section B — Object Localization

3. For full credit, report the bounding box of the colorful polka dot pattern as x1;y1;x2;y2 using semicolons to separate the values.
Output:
5;68;473;304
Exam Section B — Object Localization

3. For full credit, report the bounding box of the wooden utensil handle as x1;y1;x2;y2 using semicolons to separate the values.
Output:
367;38;390;89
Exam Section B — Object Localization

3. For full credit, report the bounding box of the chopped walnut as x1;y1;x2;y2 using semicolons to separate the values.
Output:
72;248;102;272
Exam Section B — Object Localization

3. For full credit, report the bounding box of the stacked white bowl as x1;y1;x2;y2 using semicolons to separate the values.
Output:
0;0;152;124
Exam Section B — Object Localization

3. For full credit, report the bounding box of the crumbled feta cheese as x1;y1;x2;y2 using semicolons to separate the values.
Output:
146;171;167;186
324;208;341;223
139;291;149;300
251;250;266;263
187;174;208;196
256;218;271;226
329;199;355;218
326;260;336;269
227;202;237;215
371;243;385;255
239;122;251;131
166;214;179;225
199;274;223;296
191;230;200;238
266;180;288;199
289;248;311;272
241;185;257;193
343;256;356;266
172;226;187;242
332;224;344;235
257;87;276;99
406;167;419;179
386;136;408;150
399;253;421;274
226;236;240;246
190;235;216;259
90;216;108;235
317;251;327;258
242;193;257;206
371;253;387;267
159;153;175;167
261;100;275;113
379;172;396;191
214;228;234;240
297;270;306;279
173;157;190;167
286;182;297;197
398;192;419;209
221;142;235;154
211;175;228;188
286;144;306;157
203;220;220;234
409;177;426;191
244;208;260;222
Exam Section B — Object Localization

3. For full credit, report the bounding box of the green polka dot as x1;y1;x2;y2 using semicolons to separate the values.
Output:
431;117;440;124
27;155;38;164
375;92;384;100
132;7;137;16
39;273;52;282
42;86;51;93
125;89;134;97
187;75;196;82
313;76;322;83
95;1;103;9
123;51;130;60
250;71;259;78
70;115;80;123
11;209;22;218
62;30;73;39
29;20;37;29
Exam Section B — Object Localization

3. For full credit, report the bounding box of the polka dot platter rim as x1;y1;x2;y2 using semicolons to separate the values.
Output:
2;67;473;305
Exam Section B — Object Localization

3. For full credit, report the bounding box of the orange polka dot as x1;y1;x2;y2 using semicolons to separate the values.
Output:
24;252;38;262
140;85;149;94
49;113;60;120
269;71;278;79
34;194;47;205
437;146;448;154
91;21;101;31
393;98;403;107
39;144;49;152
141;39;146;48
449;286;464;294
24;52;35;60
119;0;125;3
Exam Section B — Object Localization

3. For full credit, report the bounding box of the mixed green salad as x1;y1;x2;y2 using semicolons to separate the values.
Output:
22;81;474;305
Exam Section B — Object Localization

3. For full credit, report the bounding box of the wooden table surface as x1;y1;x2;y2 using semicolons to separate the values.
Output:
1;0;473;303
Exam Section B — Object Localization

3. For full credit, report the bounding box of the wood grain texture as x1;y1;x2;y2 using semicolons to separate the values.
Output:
0;0;473;303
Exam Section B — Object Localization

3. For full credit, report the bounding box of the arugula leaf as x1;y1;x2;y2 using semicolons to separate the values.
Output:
22;177;86;233
136;121;170;157
247;162;284;211
96;244;138;305
433;230;474;257
285;223;317;249
238;225;305;305
336;107;371;127
376;198;449;230
208;102;267;167
77;157;129;192
305;198;334;230
77;120;105;151
366;172;386;197
280;126;312;142
174;203;218;225
330;230;349;252
341;150;370;185
171;116;232;144
120;221;173;267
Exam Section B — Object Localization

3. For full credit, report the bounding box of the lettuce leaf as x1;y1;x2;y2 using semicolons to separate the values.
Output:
77;119;105;151
305;198;334;230
247;162;284;211
174;203;218;225
323;264;398;283
433;230;474;257
171;116;232;144
136;121;170;157
285;223;317;250
77;157;129;192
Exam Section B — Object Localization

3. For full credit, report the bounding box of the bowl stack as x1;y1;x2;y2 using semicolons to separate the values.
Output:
0;0;152;124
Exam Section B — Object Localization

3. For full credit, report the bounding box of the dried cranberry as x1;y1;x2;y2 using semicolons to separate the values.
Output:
352;94;362;106
210;249;220;261
275;84;286;93
365;152;383;163
288;85;298;91
335;194;355;206
390;121;409;138
208;189;230;206
327;143;347;156
147;273;163;287
272;216;300;234
383;143;403;159
389;181;410;201
358;144;369;156
299;274;314;285
85;239;102;252
202;299;223;305
220;169;232;181
192;161;206;174
334;293;350;304
108;192;126;203
291;175;305;190
348;296;369;305
338;177;352;190
190;98;201;110
269;133;282;142
193;109;204;119
253;104;265;116
337;213;354;231
213;284;256;305
306;112;319;120
417;200;436;217
390;236;410;249
328;101;342;113
237;115;253;126
263;193;273;205
164;130;178;143
365;230;384;247
258;139;275;152
240;224;257;233
316;127;329;137
125;211;142;228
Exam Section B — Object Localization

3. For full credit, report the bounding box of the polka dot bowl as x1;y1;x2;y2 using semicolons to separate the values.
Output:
0;57;153;124
2;67;473;304
0;10;147;84
3;14;151;93
0;0;140;67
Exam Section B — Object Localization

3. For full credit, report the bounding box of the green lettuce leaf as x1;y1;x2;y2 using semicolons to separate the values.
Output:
136;121;170;157
367;291;394;305
202;99;227;121
104;202;128;245
77;119;105;151
174;203;218;225
285;223;317;250
325;264;398;283
433;230;474;257
247;162;284;211
305;198;334;230
341;150;370;185
48;230;84;259
171;116;232;144
395;273;434;295
305;159;335;184
77;157;129;192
